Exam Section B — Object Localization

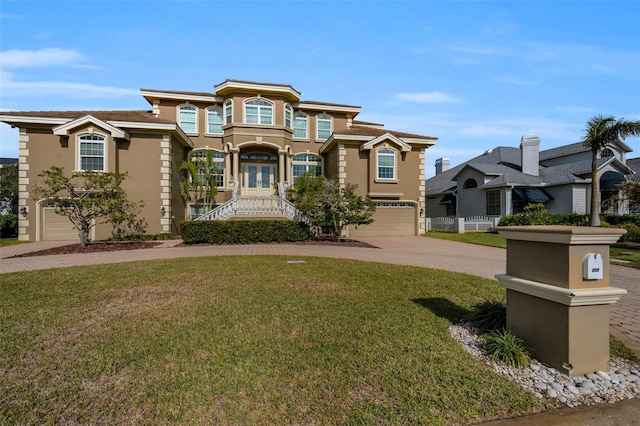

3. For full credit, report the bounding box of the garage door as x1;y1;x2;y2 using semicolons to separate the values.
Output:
43;207;77;241
348;202;417;237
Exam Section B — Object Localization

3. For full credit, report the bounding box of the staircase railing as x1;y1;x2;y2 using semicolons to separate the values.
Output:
194;181;307;221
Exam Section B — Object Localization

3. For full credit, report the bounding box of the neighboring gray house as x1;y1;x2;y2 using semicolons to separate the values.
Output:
626;157;640;213
425;135;635;218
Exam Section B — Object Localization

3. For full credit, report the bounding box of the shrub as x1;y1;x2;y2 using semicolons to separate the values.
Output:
0;213;18;238
466;300;506;332
181;220;311;244
484;329;530;368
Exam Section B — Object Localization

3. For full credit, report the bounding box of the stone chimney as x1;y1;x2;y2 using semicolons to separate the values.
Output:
520;134;540;176
435;158;450;175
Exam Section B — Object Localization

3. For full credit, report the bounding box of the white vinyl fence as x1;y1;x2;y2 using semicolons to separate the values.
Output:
426;216;501;233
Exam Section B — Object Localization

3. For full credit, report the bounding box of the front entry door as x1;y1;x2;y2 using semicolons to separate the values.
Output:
241;163;276;196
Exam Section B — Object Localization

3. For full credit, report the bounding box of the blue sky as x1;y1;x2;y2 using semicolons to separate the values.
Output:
1;0;639;177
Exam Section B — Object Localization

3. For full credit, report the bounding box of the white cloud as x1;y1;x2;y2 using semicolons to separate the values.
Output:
1;72;139;99
458;118;580;142
494;75;543;85
0;47;89;68
394;91;461;104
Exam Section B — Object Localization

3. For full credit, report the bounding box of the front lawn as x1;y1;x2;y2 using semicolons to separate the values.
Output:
1;256;543;424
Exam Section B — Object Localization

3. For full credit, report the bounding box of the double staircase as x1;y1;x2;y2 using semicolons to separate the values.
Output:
194;182;306;222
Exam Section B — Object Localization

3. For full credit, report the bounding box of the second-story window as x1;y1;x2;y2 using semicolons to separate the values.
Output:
207;107;223;134
285;104;292;128
317;115;332;140
377;148;396;180
293;114;308;139
178;105;197;133
78;134;106;171
225;100;233;125
244;99;273;125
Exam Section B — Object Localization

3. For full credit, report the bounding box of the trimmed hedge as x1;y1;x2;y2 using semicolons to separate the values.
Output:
499;210;640;243
181;220;311;244
0;214;18;238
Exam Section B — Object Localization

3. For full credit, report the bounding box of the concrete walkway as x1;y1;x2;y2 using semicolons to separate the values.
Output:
1;236;639;425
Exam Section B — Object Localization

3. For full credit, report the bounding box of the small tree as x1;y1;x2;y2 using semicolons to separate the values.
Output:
178;151;221;216
0;164;18;214
32;166;142;247
291;173;376;242
583;115;640;226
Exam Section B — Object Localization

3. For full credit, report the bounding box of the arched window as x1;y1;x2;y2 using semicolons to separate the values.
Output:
463;178;478;189
285;104;292;128
293;113;308;139
178;105;197;133
206;107;223;134
224;100;233;125
601;148;614;158
376;148;396;180
316;115;332;140
244;98;273;125
78;134;106;171
292;154;323;184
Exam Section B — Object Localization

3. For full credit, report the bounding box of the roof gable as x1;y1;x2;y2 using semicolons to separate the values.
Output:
360;133;412;152
53;115;128;139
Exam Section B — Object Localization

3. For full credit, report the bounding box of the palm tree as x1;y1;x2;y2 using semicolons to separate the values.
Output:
178;151;221;217
583;114;640;226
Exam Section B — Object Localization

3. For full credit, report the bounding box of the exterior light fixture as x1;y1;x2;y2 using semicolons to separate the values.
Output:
420;208;425;217
161;206;166;217
20;206;28;217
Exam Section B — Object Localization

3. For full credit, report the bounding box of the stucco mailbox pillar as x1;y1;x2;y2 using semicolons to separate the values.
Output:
496;226;627;376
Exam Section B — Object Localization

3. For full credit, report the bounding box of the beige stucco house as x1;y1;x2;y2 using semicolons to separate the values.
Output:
1;79;437;241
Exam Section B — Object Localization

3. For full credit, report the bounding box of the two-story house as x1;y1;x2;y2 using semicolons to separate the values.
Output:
1;79;437;241
425;134;635;218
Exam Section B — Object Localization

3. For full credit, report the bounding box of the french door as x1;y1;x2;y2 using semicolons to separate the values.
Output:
241;163;277;196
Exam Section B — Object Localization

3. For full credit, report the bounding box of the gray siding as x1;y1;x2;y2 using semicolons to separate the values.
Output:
425;196;449;218
542;151;591;167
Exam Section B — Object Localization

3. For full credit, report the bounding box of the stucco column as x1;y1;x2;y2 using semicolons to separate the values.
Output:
231;148;239;183
496;226;627;376
278;150;285;184
285;153;291;184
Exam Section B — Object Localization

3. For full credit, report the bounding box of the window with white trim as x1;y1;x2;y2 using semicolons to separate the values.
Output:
192;150;225;188
189;204;207;220
285;104;292;128
206;107;223;134
293;113;308;139
224;100;233;125
463;178;477;189
601;148;614;158
244;98;273;125
316;115;332;140
292;154;323;185
376;148;396;180
178;105;197;133
78;134;106;171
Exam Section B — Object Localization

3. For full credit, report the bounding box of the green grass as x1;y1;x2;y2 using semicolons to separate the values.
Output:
610;244;640;269
424;231;507;248
0;256;544;424
425;232;640;269
0;237;28;247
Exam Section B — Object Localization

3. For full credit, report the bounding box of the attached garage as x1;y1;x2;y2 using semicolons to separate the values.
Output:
348;202;418;237
42;206;77;241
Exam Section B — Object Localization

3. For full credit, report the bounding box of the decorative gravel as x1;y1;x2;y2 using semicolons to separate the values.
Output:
449;323;640;408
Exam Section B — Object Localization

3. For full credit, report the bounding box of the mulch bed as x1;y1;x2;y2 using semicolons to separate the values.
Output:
8;238;378;258
9;241;162;258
